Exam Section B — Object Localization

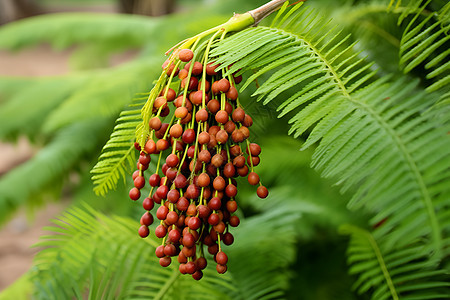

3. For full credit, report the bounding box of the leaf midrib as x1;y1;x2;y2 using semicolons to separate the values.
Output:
296;29;441;253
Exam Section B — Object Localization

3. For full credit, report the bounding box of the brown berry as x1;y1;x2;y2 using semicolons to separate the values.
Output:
179;49;194;62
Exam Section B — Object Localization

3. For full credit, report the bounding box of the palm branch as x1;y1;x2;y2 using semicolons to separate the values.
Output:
0;202;299;299
210;2;450;298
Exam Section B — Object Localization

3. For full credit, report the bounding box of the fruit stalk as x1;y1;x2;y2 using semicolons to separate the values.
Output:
249;0;290;24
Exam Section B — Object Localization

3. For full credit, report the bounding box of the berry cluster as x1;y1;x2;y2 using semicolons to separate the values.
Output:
129;47;268;280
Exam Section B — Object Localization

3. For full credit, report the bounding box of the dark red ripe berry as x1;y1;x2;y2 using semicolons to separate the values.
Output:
129;187;141;201
182;233;196;248
208;197;222;210
155;245;165;258
223;232;234;245
208;213;220;226
186;184;200;199
223;162;236;178
179;49;194;62
139;153;151;165
138;225;149;238
208;244;219;255
237;165;249;177
257;185;269;198
248;155;260;167
156;185;169;199
132;170;140;180
248;172;260;185
176;196;190;211
174;174;187;189
216;264;227;274
198;205;211;219
229;215;240;227
142;197;155;211
166;211;179;226
163;244;176;257
225;184;238;197
140;212;154;226
155;225;167;238
149;173;161;187
187;145;196;158
182;128;196;144
168;228;181;243
215;251;228;265
243;114;253;127
192;270;203;281
196;257;207;270
166;167;177;181
159;256;171;267
156;205;169;220
182;245;196;257
185;261;197;274
167;189;180;203
178;252;188;264
156;123;170;139
134;176;145;189
188;216;201;230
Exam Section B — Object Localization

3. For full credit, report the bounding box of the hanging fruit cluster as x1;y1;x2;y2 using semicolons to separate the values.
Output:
128;31;268;280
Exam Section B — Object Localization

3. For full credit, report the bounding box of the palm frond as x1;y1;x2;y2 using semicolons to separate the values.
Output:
395;0;450;107
41;59;160;132
211;3;449;298
340;225;450;300
213;3;450;252
0;13;159;51
4;201;299;299
0;119;111;224
90;95;147;196
0;77;86;140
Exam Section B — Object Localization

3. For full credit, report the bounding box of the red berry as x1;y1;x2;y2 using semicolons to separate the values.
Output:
215;251;228;265
257;185;269;198
179;49;194;62
140;212;154;226
129;187;141;201
138;225;149;238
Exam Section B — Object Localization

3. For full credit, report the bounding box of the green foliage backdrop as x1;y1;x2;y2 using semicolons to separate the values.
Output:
0;0;448;299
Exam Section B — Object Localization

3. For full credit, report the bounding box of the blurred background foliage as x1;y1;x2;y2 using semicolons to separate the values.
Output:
0;0;448;299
